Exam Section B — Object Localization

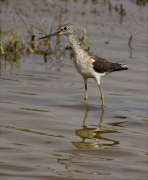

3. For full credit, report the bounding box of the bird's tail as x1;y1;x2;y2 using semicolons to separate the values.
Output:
121;64;128;70
113;64;128;72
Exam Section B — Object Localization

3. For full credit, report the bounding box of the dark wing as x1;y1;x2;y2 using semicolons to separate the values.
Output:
91;55;128;73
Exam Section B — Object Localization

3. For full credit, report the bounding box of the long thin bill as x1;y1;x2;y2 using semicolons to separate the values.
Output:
39;31;60;40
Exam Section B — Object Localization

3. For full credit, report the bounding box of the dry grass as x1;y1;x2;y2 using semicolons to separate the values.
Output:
0;0;92;66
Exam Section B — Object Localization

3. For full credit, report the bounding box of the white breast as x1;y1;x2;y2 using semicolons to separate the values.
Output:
74;56;94;78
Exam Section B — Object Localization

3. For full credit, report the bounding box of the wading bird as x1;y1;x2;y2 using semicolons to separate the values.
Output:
39;23;128;107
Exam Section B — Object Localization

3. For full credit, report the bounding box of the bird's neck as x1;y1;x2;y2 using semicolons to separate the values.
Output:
68;34;88;57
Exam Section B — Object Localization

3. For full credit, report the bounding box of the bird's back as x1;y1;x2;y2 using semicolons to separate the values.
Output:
91;55;128;74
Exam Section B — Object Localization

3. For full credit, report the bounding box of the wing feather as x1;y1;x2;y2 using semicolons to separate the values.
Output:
91;55;128;73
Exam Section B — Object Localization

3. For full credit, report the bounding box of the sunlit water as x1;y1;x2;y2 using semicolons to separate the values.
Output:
0;0;147;180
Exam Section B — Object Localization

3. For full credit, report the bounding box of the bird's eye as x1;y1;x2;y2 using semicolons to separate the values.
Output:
64;27;67;30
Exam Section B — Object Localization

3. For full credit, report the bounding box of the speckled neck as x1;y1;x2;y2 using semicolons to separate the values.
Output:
68;33;88;57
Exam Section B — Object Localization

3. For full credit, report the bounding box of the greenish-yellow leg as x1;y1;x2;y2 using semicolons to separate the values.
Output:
84;83;88;102
83;103;89;127
83;77;88;102
98;84;104;107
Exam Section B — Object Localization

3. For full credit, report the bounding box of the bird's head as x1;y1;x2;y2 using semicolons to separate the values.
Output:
39;23;76;40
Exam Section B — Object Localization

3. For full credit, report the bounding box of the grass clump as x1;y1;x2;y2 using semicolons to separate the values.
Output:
0;32;25;62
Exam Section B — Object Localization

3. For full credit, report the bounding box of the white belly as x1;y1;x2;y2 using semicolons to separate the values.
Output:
73;57;107;85
74;58;94;78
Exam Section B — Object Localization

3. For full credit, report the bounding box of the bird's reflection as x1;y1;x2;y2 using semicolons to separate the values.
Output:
72;105;119;149
128;35;133;58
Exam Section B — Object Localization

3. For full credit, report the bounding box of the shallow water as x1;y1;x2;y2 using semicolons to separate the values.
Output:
0;0;147;180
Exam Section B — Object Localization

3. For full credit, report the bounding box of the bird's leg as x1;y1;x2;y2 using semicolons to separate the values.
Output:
83;77;88;102
98;84;104;107
83;103;89;127
84;83;88;101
